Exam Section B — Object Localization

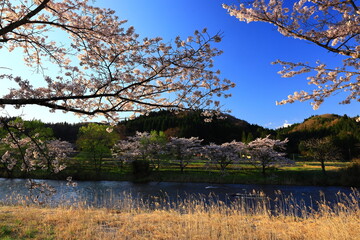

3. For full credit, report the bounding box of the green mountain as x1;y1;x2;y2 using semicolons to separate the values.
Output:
276;114;360;160
117;110;273;144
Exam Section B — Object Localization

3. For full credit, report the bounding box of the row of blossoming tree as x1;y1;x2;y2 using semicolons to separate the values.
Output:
1;121;291;177
112;131;293;176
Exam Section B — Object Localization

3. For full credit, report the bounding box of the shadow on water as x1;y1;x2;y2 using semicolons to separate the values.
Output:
0;178;358;216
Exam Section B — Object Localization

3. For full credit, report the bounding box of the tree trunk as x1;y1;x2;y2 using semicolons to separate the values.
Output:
180;164;184;173
321;160;326;175
262;164;266;177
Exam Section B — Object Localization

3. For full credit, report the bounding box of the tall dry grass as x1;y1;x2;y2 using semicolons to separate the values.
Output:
0;190;359;240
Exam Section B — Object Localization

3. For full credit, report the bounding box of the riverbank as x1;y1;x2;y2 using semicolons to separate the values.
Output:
1;191;359;240
1;161;359;187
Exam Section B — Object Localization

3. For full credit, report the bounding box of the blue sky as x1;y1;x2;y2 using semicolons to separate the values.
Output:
1;0;359;128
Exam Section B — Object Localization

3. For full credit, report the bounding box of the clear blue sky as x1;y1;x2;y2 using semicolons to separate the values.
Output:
1;0;359;128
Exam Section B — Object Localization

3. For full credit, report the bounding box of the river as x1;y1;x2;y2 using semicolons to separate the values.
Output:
1;178;358;211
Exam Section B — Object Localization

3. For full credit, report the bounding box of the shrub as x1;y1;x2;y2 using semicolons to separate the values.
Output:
340;159;360;186
132;160;151;177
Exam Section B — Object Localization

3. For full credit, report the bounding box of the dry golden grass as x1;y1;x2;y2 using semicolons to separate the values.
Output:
0;192;359;240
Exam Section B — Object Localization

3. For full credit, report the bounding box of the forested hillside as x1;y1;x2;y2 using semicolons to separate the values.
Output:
44;122;85;143
276;114;360;160
117;110;273;144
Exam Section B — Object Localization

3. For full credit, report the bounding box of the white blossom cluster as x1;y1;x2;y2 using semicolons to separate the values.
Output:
223;0;360;109
202;141;245;172
166;137;203;172
26;179;57;205
246;135;293;173
112;131;166;167
0;121;73;174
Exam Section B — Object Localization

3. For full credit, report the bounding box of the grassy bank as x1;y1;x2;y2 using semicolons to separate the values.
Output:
0;190;359;240
1;161;359;187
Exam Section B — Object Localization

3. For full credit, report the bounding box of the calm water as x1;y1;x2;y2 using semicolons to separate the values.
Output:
0;178;358;210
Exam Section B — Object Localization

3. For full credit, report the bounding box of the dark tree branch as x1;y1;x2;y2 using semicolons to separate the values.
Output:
0;0;51;36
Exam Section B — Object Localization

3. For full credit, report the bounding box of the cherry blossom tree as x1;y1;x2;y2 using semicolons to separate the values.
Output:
165;136;203;173
112;131;166;170
246;135;292;176
0;0;234;121
203;141;244;173
223;1;360;109
111;138;138;170
112;132;149;164
134;131;166;169
0;118;73;177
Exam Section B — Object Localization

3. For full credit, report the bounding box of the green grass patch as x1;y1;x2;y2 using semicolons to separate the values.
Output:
0;225;13;237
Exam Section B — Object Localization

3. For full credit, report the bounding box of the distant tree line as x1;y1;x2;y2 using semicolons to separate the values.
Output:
2;111;360;162
34;110;273;145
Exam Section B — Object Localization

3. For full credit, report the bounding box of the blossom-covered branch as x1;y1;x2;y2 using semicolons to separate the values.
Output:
0;0;234;121
223;0;360;109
